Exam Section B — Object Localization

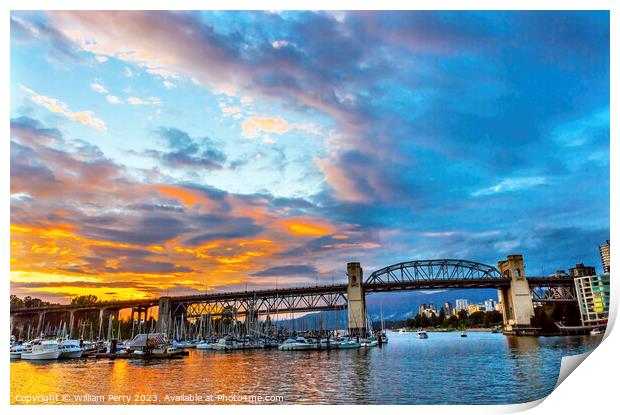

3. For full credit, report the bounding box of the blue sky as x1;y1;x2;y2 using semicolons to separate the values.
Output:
9;11;609;302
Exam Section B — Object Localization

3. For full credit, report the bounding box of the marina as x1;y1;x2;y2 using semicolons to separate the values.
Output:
10;332;601;405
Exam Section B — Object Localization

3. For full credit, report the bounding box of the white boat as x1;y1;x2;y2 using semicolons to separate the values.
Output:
398;328;406;334
278;337;315;351
59;340;83;358
380;332;389;344
10;344;29;359
590;328;604;336
21;340;61;360
360;337;379;347
196;341;212;350
174;340;196;349
212;337;241;351
336;339;360;349
416;330;429;339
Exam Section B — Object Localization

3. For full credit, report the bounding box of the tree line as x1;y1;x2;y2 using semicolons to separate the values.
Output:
10;294;100;309
405;308;503;329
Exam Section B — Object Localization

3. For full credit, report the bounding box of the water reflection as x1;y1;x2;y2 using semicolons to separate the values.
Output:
11;333;601;405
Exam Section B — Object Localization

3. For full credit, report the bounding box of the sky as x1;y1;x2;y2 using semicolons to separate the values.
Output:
9;11;610;303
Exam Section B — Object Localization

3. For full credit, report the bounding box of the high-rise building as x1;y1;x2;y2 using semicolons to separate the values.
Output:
455;299;469;313
569;263;596;277
599;240;610;273
442;302;452;316
418;304;427;316
574;274;610;326
484;299;497;312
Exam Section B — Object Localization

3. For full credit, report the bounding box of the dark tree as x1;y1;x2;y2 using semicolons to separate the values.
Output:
70;295;99;306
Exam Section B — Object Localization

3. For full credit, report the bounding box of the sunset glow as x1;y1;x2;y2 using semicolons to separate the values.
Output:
10;11;609;303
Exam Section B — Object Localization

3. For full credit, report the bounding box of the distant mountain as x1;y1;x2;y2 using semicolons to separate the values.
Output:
273;288;498;330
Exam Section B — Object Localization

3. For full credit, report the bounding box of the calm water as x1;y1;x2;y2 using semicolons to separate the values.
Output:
11;332;601;405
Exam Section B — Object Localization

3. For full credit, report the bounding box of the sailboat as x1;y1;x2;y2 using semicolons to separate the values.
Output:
359;315;378;347
379;306;388;344
460;324;467;337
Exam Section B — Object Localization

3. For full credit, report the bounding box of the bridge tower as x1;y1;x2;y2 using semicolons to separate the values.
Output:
347;262;367;337
156;297;172;336
497;255;534;334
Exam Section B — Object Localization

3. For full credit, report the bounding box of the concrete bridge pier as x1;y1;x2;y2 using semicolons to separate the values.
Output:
347;262;367;337
498;255;535;334
156;297;172;336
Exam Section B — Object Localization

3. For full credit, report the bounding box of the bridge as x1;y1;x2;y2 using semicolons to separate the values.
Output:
10;255;577;338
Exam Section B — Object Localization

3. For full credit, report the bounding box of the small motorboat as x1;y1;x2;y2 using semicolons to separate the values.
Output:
10;344;29;359
278;337;315;351
416;330;429;339
336;339;360;349
360;337;379;347
196;341;211;350
59;339;83;359
380;332;389;344
174;340;196;349
590;328;604;336
211;337;242;351
21;340;61;360
460;331;468;338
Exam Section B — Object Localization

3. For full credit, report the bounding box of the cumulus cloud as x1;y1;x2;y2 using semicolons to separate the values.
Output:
90;82;108;94
241;116;321;139
145;127;227;170
127;96;162;105
20;84;107;132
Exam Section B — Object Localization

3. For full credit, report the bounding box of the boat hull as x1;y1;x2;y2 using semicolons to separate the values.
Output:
278;344;315;351
21;350;62;360
61;350;84;359
337;342;360;349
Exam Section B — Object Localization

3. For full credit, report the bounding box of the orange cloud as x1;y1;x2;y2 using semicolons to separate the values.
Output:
155;184;198;206
284;220;333;237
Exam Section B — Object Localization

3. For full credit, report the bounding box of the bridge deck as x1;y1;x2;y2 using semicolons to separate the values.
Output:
10;276;575;315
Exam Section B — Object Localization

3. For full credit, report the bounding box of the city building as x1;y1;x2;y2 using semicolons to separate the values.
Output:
550;270;569;278
569;263;596;277
574;274;610;326
599;240;610;273
484;299;497;312
455;299;468;313
442;302;452;316
418;303;437;318
467;304;481;315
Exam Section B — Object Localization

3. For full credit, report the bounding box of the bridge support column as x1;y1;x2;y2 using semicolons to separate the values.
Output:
157;297;172;336
347;262;367;337
498;255;535;334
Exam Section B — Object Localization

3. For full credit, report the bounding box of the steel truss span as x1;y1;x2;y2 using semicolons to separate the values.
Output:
530;285;577;303
365;259;506;285
174;291;348;318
